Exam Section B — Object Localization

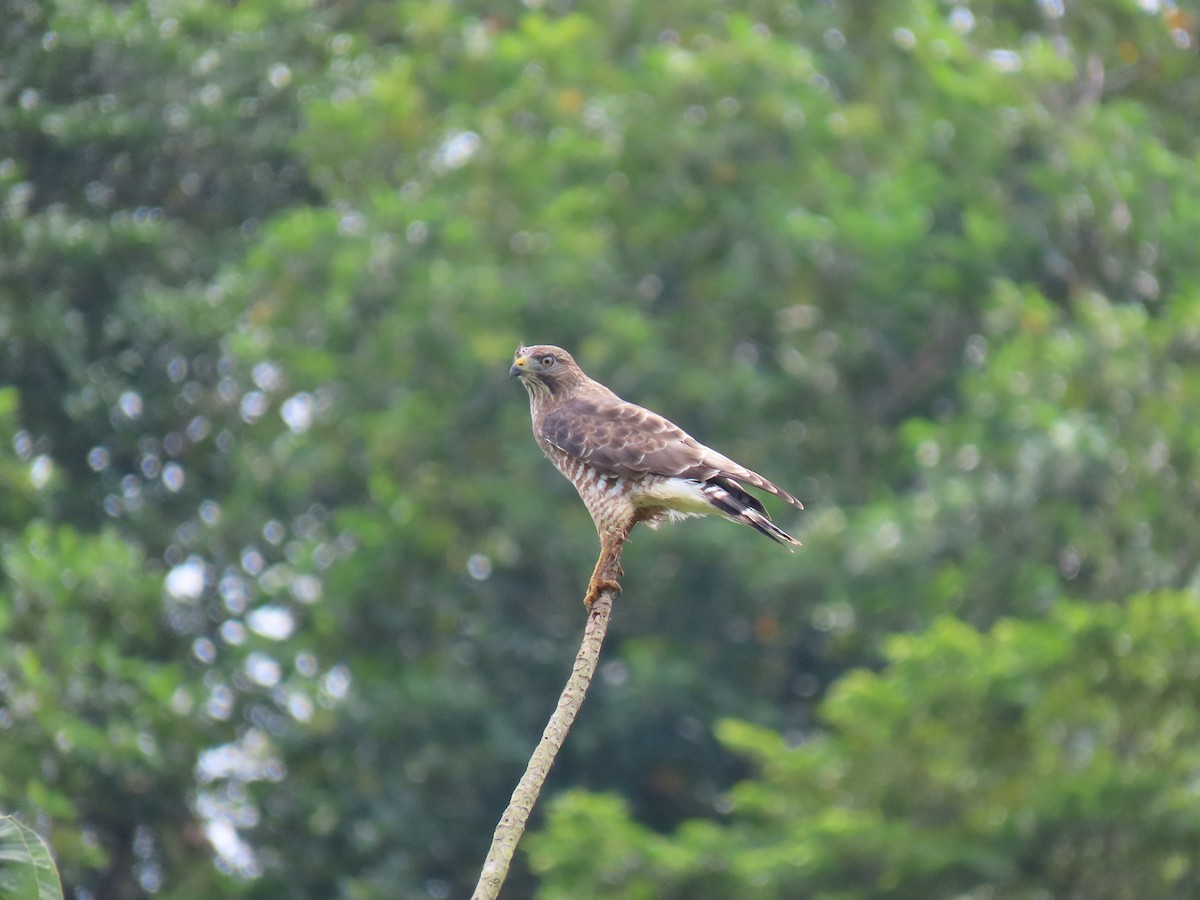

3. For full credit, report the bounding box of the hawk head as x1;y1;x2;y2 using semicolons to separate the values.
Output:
510;344;587;397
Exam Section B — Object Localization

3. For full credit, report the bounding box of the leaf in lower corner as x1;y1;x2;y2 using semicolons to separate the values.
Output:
0;815;64;900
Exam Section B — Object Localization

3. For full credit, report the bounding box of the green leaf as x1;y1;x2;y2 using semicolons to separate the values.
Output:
0;816;63;900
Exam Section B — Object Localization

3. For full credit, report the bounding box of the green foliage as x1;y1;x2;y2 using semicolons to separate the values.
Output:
531;593;1200;899
2;0;1199;896
0;520;231;897
0;814;63;900
804;280;1200;651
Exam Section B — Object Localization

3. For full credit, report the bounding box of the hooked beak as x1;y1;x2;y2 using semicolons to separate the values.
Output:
509;355;526;378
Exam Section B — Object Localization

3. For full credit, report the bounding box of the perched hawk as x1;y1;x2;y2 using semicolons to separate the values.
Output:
511;344;803;608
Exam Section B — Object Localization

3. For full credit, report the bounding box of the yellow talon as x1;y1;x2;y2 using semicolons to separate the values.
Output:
583;577;622;609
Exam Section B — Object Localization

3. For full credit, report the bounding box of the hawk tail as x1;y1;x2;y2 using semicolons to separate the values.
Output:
702;477;801;547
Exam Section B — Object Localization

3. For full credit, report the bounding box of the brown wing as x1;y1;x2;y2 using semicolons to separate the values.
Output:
539;392;804;509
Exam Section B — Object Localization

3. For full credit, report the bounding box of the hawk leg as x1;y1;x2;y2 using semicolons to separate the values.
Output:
582;534;625;609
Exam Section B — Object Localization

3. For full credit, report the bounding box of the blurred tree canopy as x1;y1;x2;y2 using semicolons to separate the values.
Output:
530;592;1200;899
1;0;1198;897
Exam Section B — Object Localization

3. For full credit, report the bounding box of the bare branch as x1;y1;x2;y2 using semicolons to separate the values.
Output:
471;580;618;899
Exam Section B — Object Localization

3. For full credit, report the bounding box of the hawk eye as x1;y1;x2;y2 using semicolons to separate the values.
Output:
539;355;555;367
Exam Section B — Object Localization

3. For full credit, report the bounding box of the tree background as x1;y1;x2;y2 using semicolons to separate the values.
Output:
2;0;1198;897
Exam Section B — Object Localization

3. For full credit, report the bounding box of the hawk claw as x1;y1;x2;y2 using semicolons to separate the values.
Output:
583;577;622;609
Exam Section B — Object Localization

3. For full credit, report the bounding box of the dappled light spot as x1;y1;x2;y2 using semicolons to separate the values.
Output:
245;652;281;688
321;664;351;703
248;605;295;641
166;558;206;600
338;210;365;236
988;49;1022;72
286;690;313;722
204;820;259;879
162;462;185;491
467;553;492;580
956;444;981;471
220;573;249;614
12;430;32;460
280;392;313;433
192;637;216;665
949;6;975;34
241;546;265;576
262;519;285;544
29;454;53;489
170;686;193;715
290;573;322;604
405;220;428;245
239;390;268;423
267;63;291;88
199;499;221;525
916;439;940;467
118;390;143;419
254;364;283;392
187;414;212;442
140;453;161;479
1039;0;1065;19
812;601;856;635
433;130;481;172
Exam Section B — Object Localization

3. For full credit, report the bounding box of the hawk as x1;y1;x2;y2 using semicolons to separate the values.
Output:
511;344;803;608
